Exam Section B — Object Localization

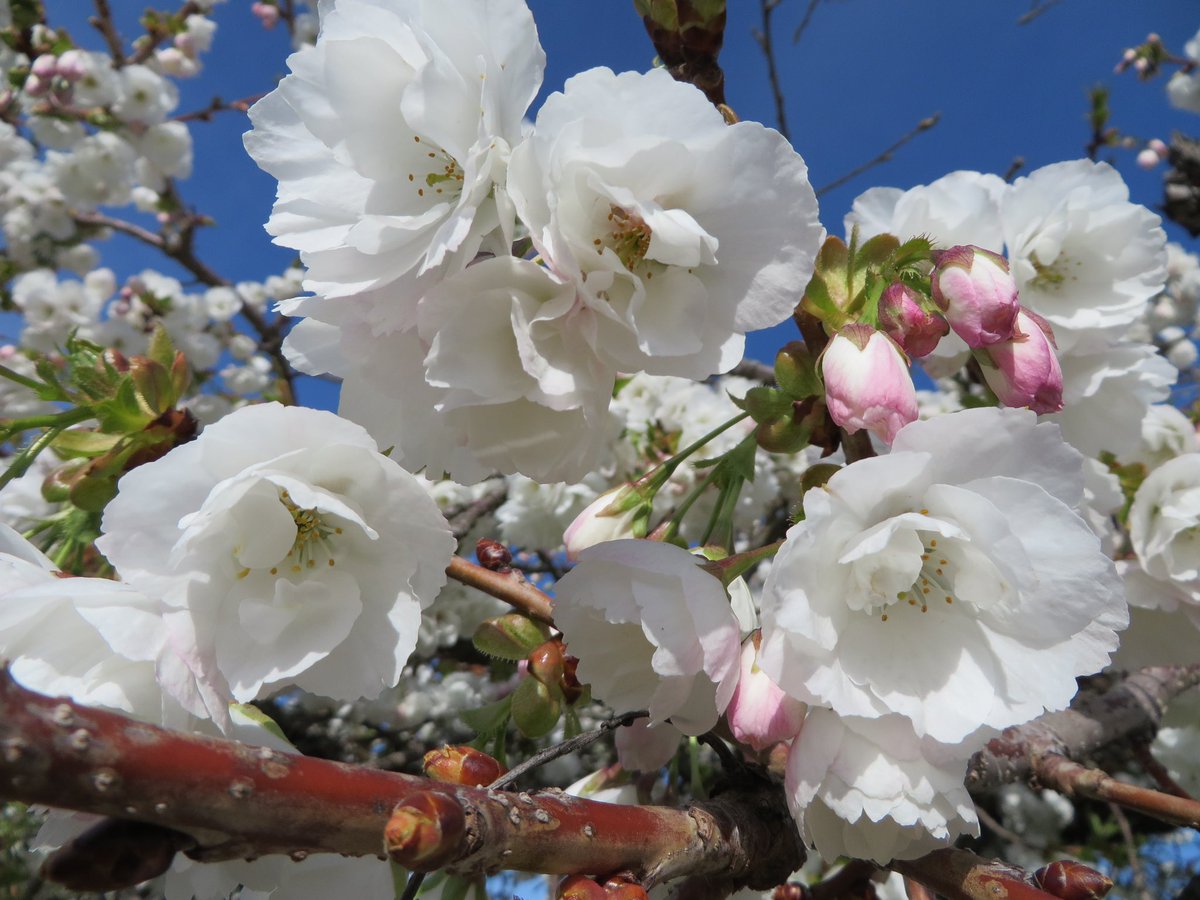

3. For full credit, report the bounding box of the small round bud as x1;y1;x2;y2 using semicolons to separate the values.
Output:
476;537;512;572
384;793;466;871
422;746;507;787
1033;860;1113;899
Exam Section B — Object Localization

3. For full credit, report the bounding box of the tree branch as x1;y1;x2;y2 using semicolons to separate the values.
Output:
0;671;803;891
751;0;790;141
815;114;941;197
446;556;554;624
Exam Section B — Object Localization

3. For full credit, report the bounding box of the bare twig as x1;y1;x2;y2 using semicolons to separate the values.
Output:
1133;741;1195;800
975;805;1029;848
1017;0;1064;26
1002;157;1026;182
751;0;790;141
1108;802;1151;900
174;93;267;123
489;709;648;791
89;0;127;66
446;555;554;624
791;0;822;44
816;114;941;197
1035;754;1200;830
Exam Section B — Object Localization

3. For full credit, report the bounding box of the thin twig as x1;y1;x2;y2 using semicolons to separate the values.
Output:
816;113;941;196
174;93;267;123
1017;0;1064;26
89;0;127;66
791;0;822;44
975;805;1029;848
446;555;555;624
1133;741;1195;799
751;0;790;141
1109;802;1151;900
1002;157;1026;182
489;709;648;791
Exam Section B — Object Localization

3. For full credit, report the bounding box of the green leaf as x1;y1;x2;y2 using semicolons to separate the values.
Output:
146;323;177;371
742;386;790;423
633;0;679;29
229;703;290;744
460;695;512;737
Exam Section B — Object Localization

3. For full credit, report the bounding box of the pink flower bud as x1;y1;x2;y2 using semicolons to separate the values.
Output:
976;308;1063;414
821;324;918;445
930;245;1020;348
56;50;87;82
1149;137;1169;158
877;282;949;358
563;487;641;561
1136;148;1161;170
23;73;48;97
30;54;57;79
725;636;806;751
251;2;282;28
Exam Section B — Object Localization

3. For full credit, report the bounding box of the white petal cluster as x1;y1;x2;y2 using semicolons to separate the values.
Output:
96;403;455;708
1129;453;1200;604
1167;28;1200;114
247;0;821;483
759;407;1126;744
785;709;981;864
553;540;742;735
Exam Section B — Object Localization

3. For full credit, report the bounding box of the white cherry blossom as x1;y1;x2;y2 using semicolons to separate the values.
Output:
508;65;822;379
96;403;455;707
758;407;1127;743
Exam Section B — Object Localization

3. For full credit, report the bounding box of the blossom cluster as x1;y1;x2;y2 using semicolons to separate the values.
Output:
1;0;1199;896
245;0;823;483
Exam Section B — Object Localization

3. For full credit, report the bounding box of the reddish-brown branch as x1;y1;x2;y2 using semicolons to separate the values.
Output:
174;93;267;123
89;0;127;66
0;672;803;890
1035;754;1200;830
893;848;1064;900
1133;741;1195;800
447;555;554;624
967;665;1200;791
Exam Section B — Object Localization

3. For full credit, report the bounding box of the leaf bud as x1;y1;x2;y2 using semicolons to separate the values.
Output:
473;613;552;661
422;745;507;787
1033;861;1113;899
384;793;466;871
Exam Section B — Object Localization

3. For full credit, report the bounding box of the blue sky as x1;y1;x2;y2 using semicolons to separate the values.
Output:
48;1;1200;407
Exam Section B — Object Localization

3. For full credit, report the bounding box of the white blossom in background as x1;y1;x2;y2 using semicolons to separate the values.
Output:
509;65;823;380
11;267;110;352
1128;453;1200;601
1000;160;1167;351
845;170;1006;251
1111;561;1200;671
759;407;1127;743
495;473;605;551
785;708;982;864
1050;339;1176;459
1127;403;1198;469
1167;28;1200;114
96;403;456;711
554;540;742;735
415;580;507;658
48;131;138;209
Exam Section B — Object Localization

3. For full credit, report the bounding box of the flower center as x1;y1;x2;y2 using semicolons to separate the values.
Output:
1029;253;1080;292
237;488;344;580
882;532;955;622
594;205;652;270
407;135;464;202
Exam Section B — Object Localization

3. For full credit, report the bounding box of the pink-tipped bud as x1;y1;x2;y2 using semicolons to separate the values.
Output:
930;246;1020;348
1136;148;1161;170
976;308;1063;414
1134;57;1149;74
56;50;87;82
23;73;49;97
30;54;57;79
251;2;282;28
1149;137;1169;158
563;487;640;561
821;324;918;445
725;635;806;751
877;282;950;358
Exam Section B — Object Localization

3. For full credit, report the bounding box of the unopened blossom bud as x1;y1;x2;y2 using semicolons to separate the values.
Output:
930;245;1020;348
476;537;512;572
423;745;507;787
23;73;49;97
563;487;641;560
30;54;57;79
877;282;949;358
725;635;806;751
1149;137;1169;158
821;324;918;445
1136;148;1160;170
56;50;87;82
976;308;1063;414
251;1;281;28
1034;860;1113;899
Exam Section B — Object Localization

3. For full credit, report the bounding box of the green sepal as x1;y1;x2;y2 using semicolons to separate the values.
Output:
774;341;821;399
510;676;561;739
229;703;290;744
49;429;122;459
742;385;791;424
472;613;552;662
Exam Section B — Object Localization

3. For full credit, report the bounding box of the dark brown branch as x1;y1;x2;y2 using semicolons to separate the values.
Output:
815;114;941;197
0;672;804;891
751;0;790;140
1133;741;1195;800
1016;0;1064;26
174;93;267;123
791;0;822;44
966;665;1200;791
